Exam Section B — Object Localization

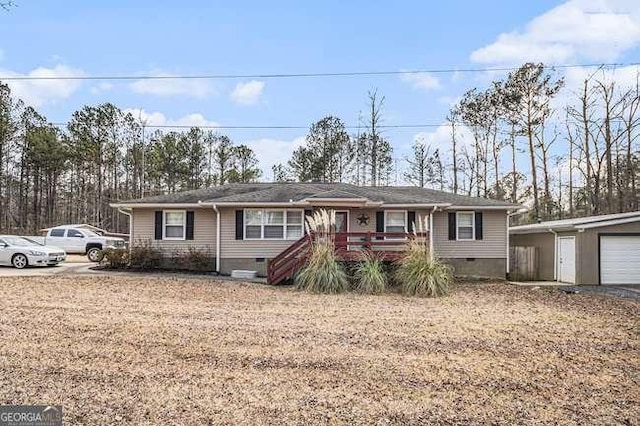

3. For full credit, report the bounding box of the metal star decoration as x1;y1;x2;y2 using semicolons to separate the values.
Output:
357;214;369;226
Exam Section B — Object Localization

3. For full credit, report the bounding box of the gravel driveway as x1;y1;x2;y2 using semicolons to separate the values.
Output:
562;285;640;301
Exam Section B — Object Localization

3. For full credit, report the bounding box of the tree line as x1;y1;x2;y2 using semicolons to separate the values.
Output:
443;63;640;221
274;64;639;223
0;86;261;234
1;62;638;234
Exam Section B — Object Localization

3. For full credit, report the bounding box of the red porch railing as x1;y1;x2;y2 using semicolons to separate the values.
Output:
267;232;429;285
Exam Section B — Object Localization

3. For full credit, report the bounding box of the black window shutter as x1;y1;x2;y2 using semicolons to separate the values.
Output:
186;211;195;240
448;212;456;240
407;211;416;233
475;212;483;240
235;210;244;240
376;211;385;232
154;211;163;240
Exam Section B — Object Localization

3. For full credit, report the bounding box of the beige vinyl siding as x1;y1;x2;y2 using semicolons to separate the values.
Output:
348;209;376;233
219;207;301;259
131;208;216;255
433;210;507;258
577;221;640;285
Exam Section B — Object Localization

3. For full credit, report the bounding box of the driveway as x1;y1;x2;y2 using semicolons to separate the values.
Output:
0;262;96;277
0;255;97;277
562;285;640;301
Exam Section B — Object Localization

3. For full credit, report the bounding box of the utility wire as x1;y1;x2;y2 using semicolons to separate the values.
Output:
49;117;635;130
50;123;448;129
2;62;637;81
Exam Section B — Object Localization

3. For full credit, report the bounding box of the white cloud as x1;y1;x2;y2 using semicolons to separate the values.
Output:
230;80;265;105
0;64;84;107
244;136;305;177
409;123;474;156
471;0;640;64
130;72;214;98
123;108;220;128
400;72;441;91
90;81;114;94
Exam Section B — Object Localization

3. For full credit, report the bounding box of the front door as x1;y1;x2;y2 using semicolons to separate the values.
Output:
558;236;576;284
335;211;348;250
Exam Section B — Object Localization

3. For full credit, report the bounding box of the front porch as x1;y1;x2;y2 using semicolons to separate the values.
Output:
267;231;429;284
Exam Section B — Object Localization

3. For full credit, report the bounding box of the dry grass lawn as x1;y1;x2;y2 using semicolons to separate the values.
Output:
0;276;638;425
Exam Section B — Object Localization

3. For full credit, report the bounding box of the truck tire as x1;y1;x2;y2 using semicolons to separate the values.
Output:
86;245;103;262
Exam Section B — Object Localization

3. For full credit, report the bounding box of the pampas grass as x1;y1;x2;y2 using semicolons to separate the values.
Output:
295;209;349;294
395;237;452;297
352;251;387;294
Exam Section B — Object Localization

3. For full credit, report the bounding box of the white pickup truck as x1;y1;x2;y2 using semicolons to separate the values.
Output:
29;226;126;262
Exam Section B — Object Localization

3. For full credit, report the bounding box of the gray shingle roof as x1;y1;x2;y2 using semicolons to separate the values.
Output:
117;182;520;208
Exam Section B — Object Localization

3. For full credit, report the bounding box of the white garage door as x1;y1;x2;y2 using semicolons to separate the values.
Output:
600;235;640;285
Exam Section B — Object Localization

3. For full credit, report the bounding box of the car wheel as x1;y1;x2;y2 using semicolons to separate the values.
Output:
12;254;28;269
87;247;103;262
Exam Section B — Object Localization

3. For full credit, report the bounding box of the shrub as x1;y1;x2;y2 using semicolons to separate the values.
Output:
352;251;387;294
100;247;129;269
295;209;349;294
129;241;163;271
395;237;452;297
296;239;349;294
179;247;213;272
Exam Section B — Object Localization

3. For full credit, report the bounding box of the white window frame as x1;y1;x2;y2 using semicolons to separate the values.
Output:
244;209;304;241
384;210;408;239
163;210;187;241
456;211;475;241
285;210;305;240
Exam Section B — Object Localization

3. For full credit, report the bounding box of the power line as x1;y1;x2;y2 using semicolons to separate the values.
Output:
3;62;637;81
50;117;635;131
50;122;448;130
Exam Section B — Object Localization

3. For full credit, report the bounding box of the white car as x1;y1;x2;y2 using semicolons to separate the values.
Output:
0;235;67;269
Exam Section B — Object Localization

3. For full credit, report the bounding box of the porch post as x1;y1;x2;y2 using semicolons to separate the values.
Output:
429;207;436;260
213;204;221;273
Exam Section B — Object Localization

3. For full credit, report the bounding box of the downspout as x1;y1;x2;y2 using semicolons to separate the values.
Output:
429;206;437;260
549;228;558;281
212;204;221;273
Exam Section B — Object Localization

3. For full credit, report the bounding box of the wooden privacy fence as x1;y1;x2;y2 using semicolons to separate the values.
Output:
510;246;537;281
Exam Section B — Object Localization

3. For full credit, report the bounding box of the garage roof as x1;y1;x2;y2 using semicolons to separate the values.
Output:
509;211;640;234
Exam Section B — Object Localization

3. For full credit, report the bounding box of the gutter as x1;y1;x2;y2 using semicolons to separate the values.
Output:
111;203;204;209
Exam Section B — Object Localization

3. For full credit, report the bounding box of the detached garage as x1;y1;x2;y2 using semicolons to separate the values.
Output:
510;212;640;285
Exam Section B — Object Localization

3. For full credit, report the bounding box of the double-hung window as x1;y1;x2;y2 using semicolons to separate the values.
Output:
285;210;303;239
164;211;186;240
385;211;407;235
456;212;475;240
244;209;303;240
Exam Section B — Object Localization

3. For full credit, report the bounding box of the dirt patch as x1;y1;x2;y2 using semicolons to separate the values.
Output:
0;277;638;425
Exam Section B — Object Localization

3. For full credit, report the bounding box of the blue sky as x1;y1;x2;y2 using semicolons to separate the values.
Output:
1;0;639;179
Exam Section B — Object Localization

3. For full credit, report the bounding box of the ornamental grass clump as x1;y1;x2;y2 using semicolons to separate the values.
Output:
352;250;387;294
396;237;452;297
295;209;349;294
